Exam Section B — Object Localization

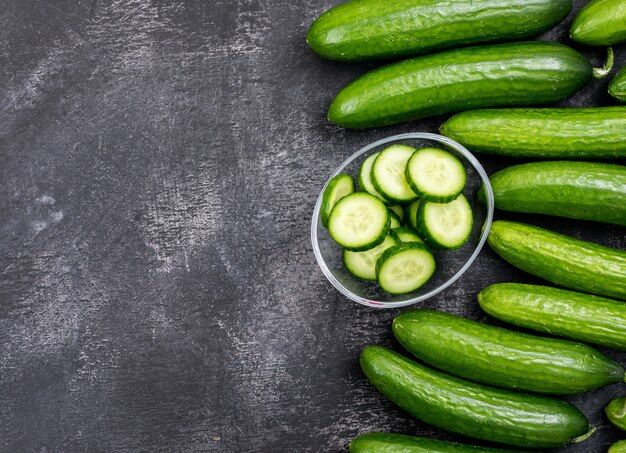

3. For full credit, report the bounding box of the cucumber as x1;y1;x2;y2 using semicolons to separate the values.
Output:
440;107;626;159
360;346;590;448
487;221;626;300
388;209;401;229
344;235;397;281
404;200;420;230
389;205;404;221
606;398;626;430
328;42;592;128
610;440;626;453
570;0;626;45
359;153;390;203
610;66;626;102
376;243;435;294
349;433;517;453
390;227;422;244
307;0;572;61
479;161;626;226
321;173;355;228
372;145;419;203
417;195;472;250
405;148;466;202
478;283;626;351
393;309;624;395
328;192;390;251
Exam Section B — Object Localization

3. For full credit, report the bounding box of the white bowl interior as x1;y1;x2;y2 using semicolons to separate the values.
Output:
311;133;494;309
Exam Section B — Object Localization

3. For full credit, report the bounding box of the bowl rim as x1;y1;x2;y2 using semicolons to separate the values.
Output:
311;132;494;309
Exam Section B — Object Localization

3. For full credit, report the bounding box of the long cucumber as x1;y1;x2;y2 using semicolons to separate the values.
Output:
478;283;626;351
307;0;572;61
393;310;624;395
487;221;626;300
479;161;626;226
610;66;626;102
606;398;626;431
440;107;626;159
570;0;626;45
349;433;518;453
360;346;590;448
328;42;591;128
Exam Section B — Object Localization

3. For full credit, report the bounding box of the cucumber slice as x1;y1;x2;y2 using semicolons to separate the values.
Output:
328;192;390;251
372;145;419;203
320;173;355;228
404;199;421;230
344;235;397;281
376;243;436;294
389;205;404;221
405;147;466;202
417;195;473;250
358;152;389;203
389;209;402;228
390;227;423;244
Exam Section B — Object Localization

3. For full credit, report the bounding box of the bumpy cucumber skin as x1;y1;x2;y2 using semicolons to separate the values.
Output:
307;0;571;61
479;161;626;226
479;283;626;351
321;173;355;228
349;433;517;453
440;107;626;159
360;346;589;448
393;310;624;395
328;42;591;128
487;221;626;300
610;440;626;453
570;0;626;45
606;398;626;431
610;66;626;102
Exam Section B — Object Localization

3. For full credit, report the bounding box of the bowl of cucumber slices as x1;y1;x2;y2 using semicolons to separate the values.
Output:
311;133;494;308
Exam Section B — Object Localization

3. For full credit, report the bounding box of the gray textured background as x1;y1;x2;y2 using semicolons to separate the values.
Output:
1;0;625;451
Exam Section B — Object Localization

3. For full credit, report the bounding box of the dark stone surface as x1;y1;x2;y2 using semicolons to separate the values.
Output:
0;0;624;451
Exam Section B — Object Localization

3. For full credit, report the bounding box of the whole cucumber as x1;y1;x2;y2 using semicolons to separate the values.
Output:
349;433;518;453
307;0;571;61
328;42;591;128
570;0;626;45
606;398;626;430
392;309;624;395
360;346;590;448
610;66;626;102
610;440;626;453
478;161;626;226
440;107;626;159
487;221;626;300
478;283;626;351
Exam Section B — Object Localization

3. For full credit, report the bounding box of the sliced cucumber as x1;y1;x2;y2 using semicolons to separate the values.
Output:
389;209;402;228
390;227;423;244
372;145;419;203
405;147;466;202
358;153;389;203
344;235;397;281
328;192;390;251
321;173;355;228
389;205;404;221
417;195;473;250
404;199;421;230
376;243;436;294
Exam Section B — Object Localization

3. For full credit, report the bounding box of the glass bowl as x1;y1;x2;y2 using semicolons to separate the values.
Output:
311;132;494;309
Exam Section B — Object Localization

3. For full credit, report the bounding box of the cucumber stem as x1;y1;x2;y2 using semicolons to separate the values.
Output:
593;47;614;79
572;426;596;444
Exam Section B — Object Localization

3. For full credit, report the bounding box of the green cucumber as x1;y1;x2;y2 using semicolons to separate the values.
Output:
478;161;626;226
417;195;473;250
344;234;397;281
404;200;420;230
321;173;355;228
372;145;419;203
393;309;624;395
610;66;626;102
570;0;626;45
390;227;422;244
478;283;626;351
359;153;390;203
376;243;435;294
610;441;626;453
389;205;404;221
349;433;517;453
328;42;592;128
307;0;572;61
440;107;626;159
487;221;626;300
405;148;466;202
360;346;590;448
606;398;626;431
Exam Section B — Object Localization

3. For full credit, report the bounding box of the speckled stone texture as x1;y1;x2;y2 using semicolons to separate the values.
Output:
0;0;624;451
